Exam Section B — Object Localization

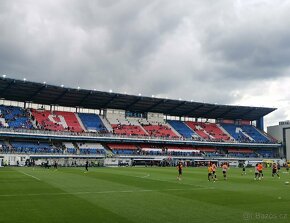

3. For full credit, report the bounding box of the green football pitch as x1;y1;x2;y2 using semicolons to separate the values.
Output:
0;166;289;223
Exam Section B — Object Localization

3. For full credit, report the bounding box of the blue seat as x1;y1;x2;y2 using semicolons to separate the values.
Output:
167;120;199;138
10;141;56;154
78;113;107;132
0;105;33;129
221;124;270;143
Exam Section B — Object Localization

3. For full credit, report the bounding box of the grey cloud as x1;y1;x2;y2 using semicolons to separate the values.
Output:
200;2;290;82
0;0;289;125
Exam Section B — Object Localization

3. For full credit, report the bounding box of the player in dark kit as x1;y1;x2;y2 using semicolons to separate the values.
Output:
54;161;58;169
254;164;259;180
211;163;217;180
241;163;246;175
272;163;280;178
85;160;89;172
176;162;183;181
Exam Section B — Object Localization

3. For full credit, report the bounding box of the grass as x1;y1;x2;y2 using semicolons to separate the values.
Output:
0;166;289;223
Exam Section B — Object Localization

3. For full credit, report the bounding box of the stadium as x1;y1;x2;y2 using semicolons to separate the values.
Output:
0;77;282;166
1;77;289;223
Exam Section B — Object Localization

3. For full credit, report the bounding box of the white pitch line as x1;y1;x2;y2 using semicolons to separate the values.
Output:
137;174;150;178
19;171;41;181
0;187;214;198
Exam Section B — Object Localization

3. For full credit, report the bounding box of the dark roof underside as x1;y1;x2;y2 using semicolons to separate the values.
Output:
0;78;276;121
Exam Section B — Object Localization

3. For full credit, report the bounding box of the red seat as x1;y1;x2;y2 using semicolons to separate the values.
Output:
31;109;84;132
107;143;137;150
185;122;230;141
111;124;148;136
142;125;178;138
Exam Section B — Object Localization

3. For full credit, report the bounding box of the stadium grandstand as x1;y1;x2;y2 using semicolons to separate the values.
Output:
0;77;282;167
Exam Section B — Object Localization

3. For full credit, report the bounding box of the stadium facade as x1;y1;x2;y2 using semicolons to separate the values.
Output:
268;121;290;160
0;77;282;167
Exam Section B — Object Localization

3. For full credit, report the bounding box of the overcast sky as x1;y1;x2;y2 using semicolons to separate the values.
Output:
0;0;290;128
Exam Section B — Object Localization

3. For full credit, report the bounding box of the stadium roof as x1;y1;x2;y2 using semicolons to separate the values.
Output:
0;77;276;121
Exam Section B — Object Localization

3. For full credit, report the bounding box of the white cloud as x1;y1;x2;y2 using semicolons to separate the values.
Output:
236;76;290;126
